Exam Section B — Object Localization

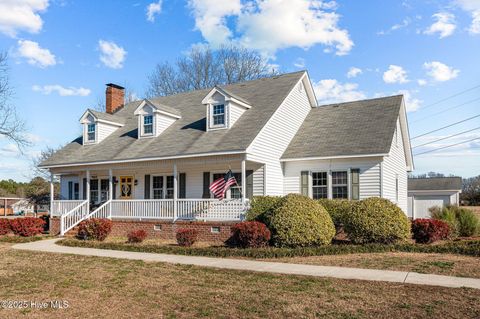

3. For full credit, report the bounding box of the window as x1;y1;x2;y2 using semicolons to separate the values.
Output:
166;176;174;199
74;183;79;200
68;182;73;200
212;104;225;126
312;172;328;199
152;176;164;199
100;179;109;202
332;171;348;199
87;124;96;142
211;226;221;233
90;179;99;203
143;115;153;135
212;172;241;199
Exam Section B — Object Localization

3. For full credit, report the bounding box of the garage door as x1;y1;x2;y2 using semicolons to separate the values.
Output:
413;195;450;219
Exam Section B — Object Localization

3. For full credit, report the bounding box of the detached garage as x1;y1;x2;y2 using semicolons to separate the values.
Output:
407;177;462;219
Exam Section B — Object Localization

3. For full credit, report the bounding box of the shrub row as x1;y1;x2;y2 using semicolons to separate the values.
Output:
77;219;113;241
58;238;480;259
0;217;45;237
430;205;479;237
411;219;450;244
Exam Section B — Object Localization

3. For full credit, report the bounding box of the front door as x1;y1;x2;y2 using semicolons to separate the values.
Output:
120;176;134;199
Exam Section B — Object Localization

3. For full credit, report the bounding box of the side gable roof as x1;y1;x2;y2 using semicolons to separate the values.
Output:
408;177;462;191
40;71;306;168
281;95;404;160
134;99;182;118
80;109;125;126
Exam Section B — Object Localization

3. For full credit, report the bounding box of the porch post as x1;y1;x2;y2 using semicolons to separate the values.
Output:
109;169;113;218
50;173;54;216
173;163;178;221
241;159;246;204
86;170;90;213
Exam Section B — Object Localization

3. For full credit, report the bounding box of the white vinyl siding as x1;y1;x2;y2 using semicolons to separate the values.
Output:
247;76;312;196
60;175;80;200
156;114;176;136
229;102;246;127
97;122;119;143
382;119;408;213
283;158;382;199
252;165;265;196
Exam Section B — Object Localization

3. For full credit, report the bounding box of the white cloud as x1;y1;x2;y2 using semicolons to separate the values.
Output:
455;0;480;12
188;0;353;57
0;0;49;37
146;0;162;22
32;84;91;96
397;89;422;112
383;65;409;84
1;143;20;155
378;18;411;35
454;1;480;34
346;67;362;78
313;79;366;105
417;79;427;86
98;40;127;69
423;61;459;82
293;57;305;68
17;40;56;68
469;10;480;34
424;12;456;38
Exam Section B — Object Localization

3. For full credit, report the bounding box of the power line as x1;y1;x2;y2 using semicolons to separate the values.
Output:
410;114;480;140
411;97;480;123
412;83;480;113
414;137;480;156
412;126;480;149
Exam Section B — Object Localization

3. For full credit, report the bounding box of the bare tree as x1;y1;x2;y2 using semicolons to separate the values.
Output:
462;175;480;205
31;146;61;180
93;82;139;112
0;52;28;147
146;45;277;97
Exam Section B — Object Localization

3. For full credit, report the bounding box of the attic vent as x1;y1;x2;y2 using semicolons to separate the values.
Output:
298;82;304;93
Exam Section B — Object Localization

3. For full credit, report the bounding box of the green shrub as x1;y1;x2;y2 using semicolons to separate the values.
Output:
430;206;460;238
317;199;354;229
266;194;335;247
343;197;410;244
246;196;282;223
446;206;479;237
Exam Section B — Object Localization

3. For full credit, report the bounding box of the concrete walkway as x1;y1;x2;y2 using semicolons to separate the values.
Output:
12;239;480;290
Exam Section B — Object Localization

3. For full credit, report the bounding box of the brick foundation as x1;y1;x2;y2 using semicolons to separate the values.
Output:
50;218;236;243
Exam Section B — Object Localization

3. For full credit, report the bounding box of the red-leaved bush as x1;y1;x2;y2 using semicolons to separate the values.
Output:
77;218;113;241
127;229;148;243
176;228;198;247
0;219;11;235
9;217;45;237
230;221;271;248
411;218;450;244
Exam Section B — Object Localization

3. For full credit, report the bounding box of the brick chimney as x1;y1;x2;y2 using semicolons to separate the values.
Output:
105;83;125;114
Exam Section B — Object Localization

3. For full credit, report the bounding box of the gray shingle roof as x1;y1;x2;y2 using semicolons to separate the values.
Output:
41;71;305;167
145;99;182;117
88;109;126;124
281;95;403;159
408;177;462;191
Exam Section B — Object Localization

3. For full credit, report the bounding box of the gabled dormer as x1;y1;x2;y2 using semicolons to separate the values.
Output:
134;99;181;139
202;86;252;131
79;109;124;145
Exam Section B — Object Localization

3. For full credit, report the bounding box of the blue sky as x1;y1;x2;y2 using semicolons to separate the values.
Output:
0;0;479;182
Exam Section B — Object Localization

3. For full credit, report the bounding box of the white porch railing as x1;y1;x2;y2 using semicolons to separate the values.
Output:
52;200;84;217
110;199;174;220
60;200;88;235
87;200;111;219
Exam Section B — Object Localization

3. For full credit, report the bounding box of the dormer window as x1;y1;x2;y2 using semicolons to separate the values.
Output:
87;124;96;142
212;104;225;126
143;115;153;135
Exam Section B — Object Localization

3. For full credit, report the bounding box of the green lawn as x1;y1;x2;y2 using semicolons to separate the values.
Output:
0;242;480;318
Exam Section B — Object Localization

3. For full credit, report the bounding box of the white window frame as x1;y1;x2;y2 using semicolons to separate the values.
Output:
85;123;96;143
210;104;227;129
143;115;154;136
311;171;328;199
150;174;174;199
331;171;349;199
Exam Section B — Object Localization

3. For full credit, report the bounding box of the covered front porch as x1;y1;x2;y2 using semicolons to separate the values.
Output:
48;154;264;235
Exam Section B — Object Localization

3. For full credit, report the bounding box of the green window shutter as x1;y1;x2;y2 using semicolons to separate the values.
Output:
202;172;210;198
68;182;73;200
179;173;186;199
246;170;253;200
300;171;309;196
351;169;360;200
144;175;151;199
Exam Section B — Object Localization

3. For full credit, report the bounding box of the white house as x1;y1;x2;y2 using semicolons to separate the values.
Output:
39;71;414;236
407;177;462;219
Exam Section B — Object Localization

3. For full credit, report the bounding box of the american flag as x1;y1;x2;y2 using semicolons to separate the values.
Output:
209;170;238;199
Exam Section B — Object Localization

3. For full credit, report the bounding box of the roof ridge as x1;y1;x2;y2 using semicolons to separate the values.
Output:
318;94;403;108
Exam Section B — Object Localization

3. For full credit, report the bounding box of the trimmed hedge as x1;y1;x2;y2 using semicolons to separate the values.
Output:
246;196;281;223
10;217;46;237
0;219;11;235
229;221;271;248
317;199;353;232
59;238;480;259
77;218;113;241
343;197;410;244
411;219;450;244
266;194;335;247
